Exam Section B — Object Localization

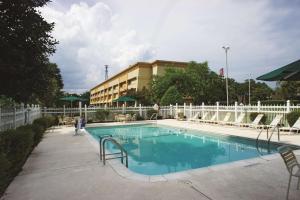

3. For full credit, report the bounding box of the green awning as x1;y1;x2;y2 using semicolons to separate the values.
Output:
112;96;136;102
60;96;87;102
257;59;300;81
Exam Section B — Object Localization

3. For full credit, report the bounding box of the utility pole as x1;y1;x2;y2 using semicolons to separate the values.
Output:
105;65;108;80
222;46;230;106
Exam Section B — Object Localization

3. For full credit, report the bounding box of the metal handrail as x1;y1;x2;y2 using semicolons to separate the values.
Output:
256;125;280;156
99;134;113;161
102;137;128;168
267;126;280;145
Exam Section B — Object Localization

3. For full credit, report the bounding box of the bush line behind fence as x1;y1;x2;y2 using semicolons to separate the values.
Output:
40;100;300;127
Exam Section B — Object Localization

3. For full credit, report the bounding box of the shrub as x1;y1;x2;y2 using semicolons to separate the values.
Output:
95;109;110;121
287;111;300;127
0;153;10;195
0;116;54;196
249;112;266;124
33;116;55;130
136;114;144;121
160;86;183;106
32;123;44;146
147;109;158;119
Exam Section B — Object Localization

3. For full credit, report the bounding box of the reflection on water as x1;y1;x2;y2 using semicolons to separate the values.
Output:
86;124;279;175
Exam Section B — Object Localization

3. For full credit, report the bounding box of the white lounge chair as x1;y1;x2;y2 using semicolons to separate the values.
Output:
219;112;232;125
200;113;217;123
280;117;300;134
189;112;200;122
240;113;264;128
258;114;283;129
195;112;208;122
228;113;246;126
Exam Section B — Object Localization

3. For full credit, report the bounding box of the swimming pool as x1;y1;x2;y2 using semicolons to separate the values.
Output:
86;124;280;175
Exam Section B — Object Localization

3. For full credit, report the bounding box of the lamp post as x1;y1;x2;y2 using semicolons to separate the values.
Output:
222;46;230;106
248;74;251;105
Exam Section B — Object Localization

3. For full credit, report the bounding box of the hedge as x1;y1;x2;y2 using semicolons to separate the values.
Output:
0;116;55;196
287;111;300;127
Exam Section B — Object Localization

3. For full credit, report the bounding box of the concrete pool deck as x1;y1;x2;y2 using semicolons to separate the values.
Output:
2;120;300;200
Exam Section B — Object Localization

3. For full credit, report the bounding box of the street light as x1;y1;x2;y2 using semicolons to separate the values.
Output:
222;46;230;106
248;74;251;105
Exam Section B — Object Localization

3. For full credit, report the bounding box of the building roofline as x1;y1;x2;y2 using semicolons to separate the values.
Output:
90;60;188;91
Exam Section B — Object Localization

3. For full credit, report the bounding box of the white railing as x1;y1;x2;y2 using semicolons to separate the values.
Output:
0;105;41;132
41;100;300;126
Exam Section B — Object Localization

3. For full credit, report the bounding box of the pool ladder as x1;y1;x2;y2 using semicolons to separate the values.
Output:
99;135;128;168
255;125;280;156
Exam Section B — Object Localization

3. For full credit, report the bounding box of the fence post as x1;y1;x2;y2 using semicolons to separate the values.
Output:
28;104;32;124
139;104;142;116
13;106;16;129
84;104;87;123
201;102;205;118
170;104;173;117
190;103;192;119
43;107;46;117
122;104;125;114
216;102;219;121
79;101;82;117
183;103;186;116
235;101;238;122
257;101;261;112
175;103;178;118
286;100;290;113
20;103;25;125
63;105;66;118
0;107;2;132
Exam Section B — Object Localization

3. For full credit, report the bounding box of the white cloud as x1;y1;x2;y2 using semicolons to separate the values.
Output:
41;0;300;91
40;2;155;92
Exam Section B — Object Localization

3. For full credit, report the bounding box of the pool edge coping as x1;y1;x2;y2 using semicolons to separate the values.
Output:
82;122;300;183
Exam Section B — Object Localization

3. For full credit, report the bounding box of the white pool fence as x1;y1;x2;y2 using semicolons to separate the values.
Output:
43;100;299;126
0;104;41;132
1;100;299;132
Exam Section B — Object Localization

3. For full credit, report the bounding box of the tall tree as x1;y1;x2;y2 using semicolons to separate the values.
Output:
0;0;58;104
274;81;300;101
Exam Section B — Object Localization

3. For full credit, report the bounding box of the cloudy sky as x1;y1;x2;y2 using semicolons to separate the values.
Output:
40;0;300;92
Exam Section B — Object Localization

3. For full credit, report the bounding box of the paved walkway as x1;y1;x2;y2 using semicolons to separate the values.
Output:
2;123;300;200
158;119;300;146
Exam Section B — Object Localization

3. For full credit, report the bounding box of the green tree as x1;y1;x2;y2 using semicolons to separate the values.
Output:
0;0;59;104
36;63;63;106
185;61;226;104
80;91;91;106
151;68;190;102
274;81;300;101
160;86;183;105
126;87;153;105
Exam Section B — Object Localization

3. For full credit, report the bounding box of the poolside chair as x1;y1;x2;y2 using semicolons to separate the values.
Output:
58;117;65;126
200;113;217;123
240;113;264;128
189;112;200;122
197;112;208;122
219;112;232;125
280;117;300;134
228;113;246;126
278;145;300;200
259;114;283;129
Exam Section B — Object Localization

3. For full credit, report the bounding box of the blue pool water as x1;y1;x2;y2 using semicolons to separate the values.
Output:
86;124;280;175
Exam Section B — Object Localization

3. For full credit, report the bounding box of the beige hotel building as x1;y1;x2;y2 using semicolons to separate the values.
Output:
90;60;188;106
